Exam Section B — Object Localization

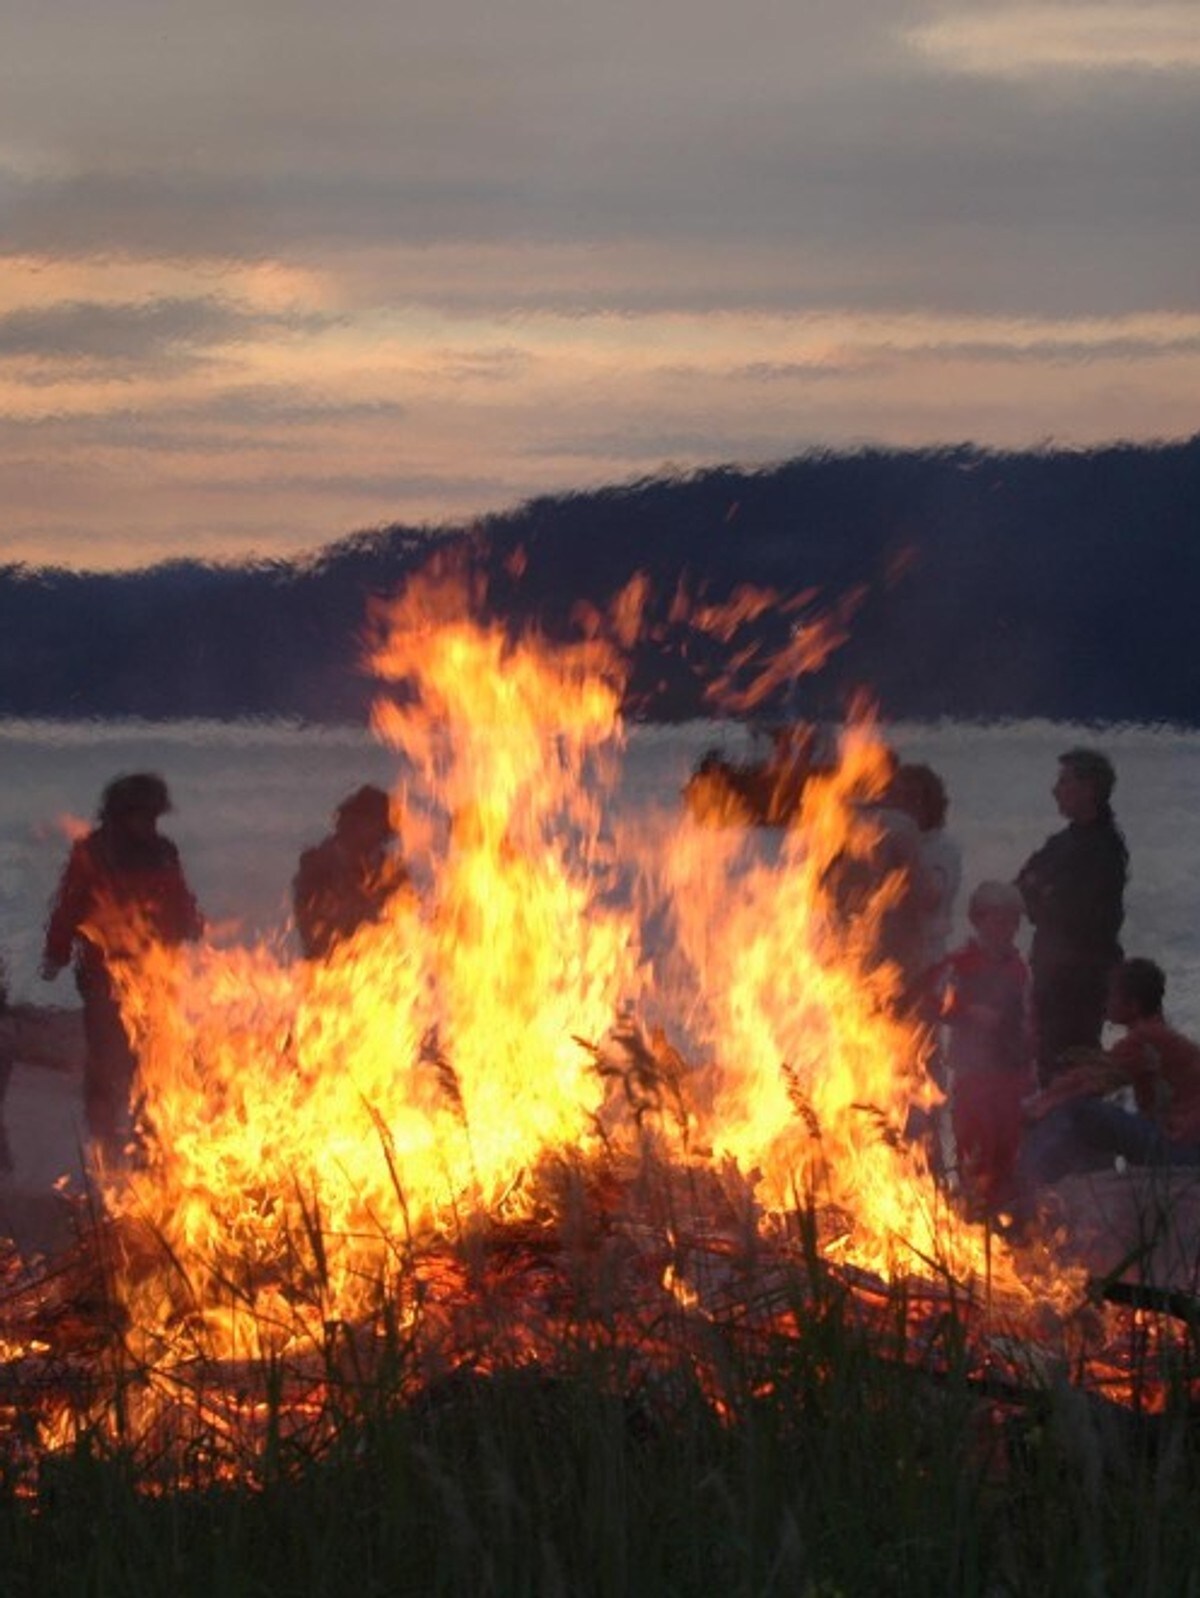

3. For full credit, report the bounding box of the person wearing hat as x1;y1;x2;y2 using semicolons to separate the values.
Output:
293;784;410;960
41;772;204;1158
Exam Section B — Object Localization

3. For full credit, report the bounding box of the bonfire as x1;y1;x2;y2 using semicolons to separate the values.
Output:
0;558;1189;1488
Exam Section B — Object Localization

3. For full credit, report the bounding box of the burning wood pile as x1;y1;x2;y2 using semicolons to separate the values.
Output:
1;561;1196;1485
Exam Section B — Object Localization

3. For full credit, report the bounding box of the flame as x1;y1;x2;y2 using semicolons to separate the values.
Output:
48;810;91;844
9;560;1099;1467
641;712;1008;1289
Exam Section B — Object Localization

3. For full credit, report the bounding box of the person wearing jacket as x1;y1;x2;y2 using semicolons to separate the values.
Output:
41;772;203;1159
293;783;409;961
1016;747;1128;1086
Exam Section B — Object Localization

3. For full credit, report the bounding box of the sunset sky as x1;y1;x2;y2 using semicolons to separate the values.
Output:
1;0;1197;571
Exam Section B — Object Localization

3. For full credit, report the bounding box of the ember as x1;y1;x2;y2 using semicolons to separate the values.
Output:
0;561;1189;1486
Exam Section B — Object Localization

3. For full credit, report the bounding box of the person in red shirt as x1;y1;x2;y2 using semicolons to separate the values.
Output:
939;881;1034;1215
41;772;204;1160
1019;957;1200;1190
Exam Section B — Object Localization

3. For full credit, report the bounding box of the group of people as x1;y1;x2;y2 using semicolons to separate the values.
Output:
878;745;1200;1223
5;742;1199;1222
1;774;407;1164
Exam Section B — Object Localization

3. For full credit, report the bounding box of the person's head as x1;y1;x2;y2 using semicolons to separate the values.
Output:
1054;748;1116;823
99;772;171;840
968;880;1023;954
334;784;393;852
1106;957;1166;1025
888;763;948;832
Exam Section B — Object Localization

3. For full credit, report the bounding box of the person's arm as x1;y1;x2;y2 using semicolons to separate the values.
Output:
1015;837;1057;924
938;952;1004;1033
41;842;92;978
293;845;336;959
160;844;205;943
1023;1048;1131;1121
1078;832;1127;948
914;854;947;915
1018;962;1036;1064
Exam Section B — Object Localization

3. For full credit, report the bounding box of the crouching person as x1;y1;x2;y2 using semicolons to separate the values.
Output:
1018;957;1200;1196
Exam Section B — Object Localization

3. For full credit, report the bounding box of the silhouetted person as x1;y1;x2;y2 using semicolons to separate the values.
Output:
1019;957;1200;1195
41;773;204;1160
888;764;963;1165
939;881;1034;1215
821;747;926;1004
1016;748;1127;1085
888;763;962;985
0;956;11;1173
293;784;409;960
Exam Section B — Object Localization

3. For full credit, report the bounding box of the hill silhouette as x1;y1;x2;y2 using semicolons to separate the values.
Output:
2;438;1198;725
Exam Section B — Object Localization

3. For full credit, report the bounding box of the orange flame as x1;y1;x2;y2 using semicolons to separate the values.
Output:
33;562;1087;1457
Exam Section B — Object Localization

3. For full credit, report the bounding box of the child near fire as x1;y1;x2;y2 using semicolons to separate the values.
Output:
939;881;1034;1215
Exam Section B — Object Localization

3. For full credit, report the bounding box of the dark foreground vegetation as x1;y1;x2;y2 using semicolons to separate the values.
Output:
3;435;1200;726
3;1245;1200;1597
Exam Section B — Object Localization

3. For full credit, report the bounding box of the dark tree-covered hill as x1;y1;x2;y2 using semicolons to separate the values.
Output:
2;437;1198;725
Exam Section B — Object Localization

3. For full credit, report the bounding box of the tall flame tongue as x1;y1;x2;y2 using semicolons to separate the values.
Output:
365;560;639;1200
85;564;1063;1417
659;723;930;1232
103;563;640;1364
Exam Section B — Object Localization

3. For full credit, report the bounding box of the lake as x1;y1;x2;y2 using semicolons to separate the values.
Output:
2;715;1199;1036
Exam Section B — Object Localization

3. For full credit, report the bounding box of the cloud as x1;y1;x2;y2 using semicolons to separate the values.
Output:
0;1;1195;567
522;428;785;464
0;394;410;457
2;63;1193;330
0;295;334;374
189;468;511;502
733;324;1200;375
907;4;1200;76
0;2;1192;318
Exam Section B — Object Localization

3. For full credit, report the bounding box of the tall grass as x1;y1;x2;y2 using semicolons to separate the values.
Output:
3;1198;1200;1598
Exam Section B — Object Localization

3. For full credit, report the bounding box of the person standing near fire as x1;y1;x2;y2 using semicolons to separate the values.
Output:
887;762;962;1002
293;784;410;960
1016;748;1128;1086
40;772;204;1161
939;880;1034;1215
885;762;963;1178
0;954;11;1173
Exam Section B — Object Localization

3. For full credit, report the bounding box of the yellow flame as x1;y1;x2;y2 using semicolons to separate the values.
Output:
38;562;1079;1446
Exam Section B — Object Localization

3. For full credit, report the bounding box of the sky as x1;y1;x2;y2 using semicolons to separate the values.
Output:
1;0;1197;572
